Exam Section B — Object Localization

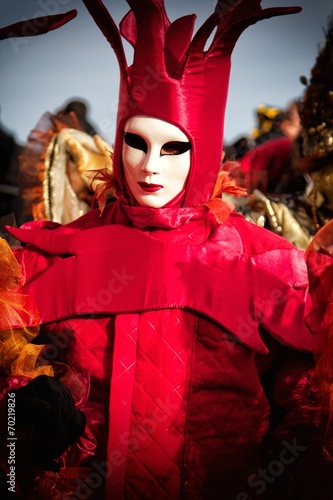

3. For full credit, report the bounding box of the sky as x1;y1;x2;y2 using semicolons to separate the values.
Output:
0;0;332;147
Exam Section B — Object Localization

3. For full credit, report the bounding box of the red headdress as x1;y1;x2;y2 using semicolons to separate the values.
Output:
82;0;301;208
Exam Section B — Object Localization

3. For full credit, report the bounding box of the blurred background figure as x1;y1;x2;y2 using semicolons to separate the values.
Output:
252;103;284;145
56;98;99;137
223;135;255;161
223;103;286;164
280;99;302;140
18;99;114;224
237;99;303;195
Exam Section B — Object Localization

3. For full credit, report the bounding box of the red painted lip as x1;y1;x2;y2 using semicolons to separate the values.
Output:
138;182;163;192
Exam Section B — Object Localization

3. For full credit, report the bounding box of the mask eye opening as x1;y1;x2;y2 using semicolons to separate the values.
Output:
123;131;148;154
160;141;191;156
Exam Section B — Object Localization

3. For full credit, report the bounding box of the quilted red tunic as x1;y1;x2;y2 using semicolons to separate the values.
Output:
6;202;315;499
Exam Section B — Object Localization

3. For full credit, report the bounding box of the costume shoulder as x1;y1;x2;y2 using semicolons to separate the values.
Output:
228;211;306;262
225;212;309;293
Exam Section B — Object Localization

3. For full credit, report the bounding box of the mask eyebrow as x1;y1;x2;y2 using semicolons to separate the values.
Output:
161;141;191;156
123;131;148;153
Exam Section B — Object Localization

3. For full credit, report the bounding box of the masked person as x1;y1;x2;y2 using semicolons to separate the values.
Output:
0;1;327;499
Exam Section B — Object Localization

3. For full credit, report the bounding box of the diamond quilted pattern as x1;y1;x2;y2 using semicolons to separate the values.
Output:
124;309;196;499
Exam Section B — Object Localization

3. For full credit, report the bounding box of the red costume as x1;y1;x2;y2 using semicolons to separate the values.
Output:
239;136;294;193
0;1;321;499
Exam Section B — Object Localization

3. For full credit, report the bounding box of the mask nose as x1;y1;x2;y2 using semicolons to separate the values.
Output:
141;148;161;175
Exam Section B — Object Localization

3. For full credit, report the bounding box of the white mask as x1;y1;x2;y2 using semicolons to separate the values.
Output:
122;116;191;208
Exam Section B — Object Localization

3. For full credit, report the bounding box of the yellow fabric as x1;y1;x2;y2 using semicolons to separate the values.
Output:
11;343;54;378
0;238;40;333
0;238;49;378
43;128;114;223
0;327;39;370
61;129;113;186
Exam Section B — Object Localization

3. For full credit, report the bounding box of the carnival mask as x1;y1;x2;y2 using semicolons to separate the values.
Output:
122;116;191;208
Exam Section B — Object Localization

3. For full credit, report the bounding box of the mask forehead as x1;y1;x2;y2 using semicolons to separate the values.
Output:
124;115;190;143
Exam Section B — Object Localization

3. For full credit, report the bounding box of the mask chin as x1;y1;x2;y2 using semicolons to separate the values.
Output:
162;189;186;208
